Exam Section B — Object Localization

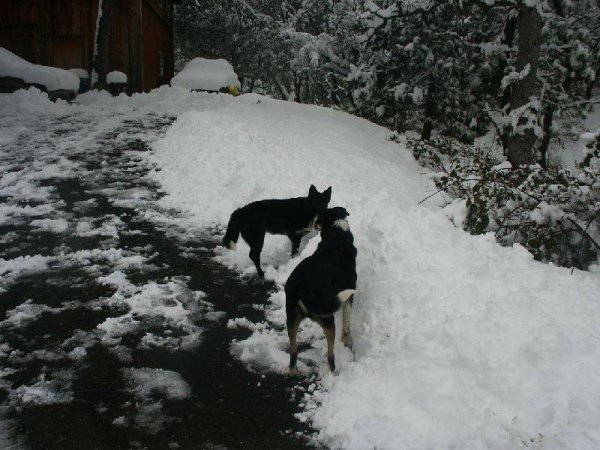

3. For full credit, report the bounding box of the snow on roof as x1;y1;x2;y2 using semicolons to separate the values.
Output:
0;47;79;92
107;71;127;84
170;58;241;92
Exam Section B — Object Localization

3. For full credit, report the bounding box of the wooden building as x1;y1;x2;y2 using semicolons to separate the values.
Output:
0;0;176;93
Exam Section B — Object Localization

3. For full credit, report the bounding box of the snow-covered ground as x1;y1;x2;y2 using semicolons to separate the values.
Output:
0;87;233;447
150;92;600;449
2;86;600;449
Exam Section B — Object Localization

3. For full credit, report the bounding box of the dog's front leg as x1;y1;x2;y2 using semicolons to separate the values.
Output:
341;294;354;350
288;232;302;257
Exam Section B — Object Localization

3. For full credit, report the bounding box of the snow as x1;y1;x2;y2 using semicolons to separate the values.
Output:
530;201;566;225
69;68;89;79
1;85;600;449
0;255;50;293
96;277;207;350
170;58;241;92
0;47;79;91
29;218;69;233
9;380;74;407
123;368;191;401
1;300;61;328
121;368;191;432
150;92;600;449
107;70;127;84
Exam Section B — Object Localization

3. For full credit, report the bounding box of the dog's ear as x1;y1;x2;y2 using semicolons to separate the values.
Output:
309;184;317;197
324;186;332;202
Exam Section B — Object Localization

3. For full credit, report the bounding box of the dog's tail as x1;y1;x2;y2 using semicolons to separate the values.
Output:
222;209;242;250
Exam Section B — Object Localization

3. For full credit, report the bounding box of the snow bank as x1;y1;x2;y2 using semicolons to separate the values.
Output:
0;85;229;120
0;47;79;91
151;94;600;449
170;58;241;92
72;85;233;118
0;87;71;116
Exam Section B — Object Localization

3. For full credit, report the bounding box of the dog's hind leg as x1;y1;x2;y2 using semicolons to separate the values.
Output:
317;316;336;372
285;308;303;376
341;294;354;349
243;228;265;277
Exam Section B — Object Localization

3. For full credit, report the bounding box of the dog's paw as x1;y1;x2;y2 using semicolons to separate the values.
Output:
341;334;353;350
342;338;354;350
327;356;336;372
283;366;298;377
223;240;237;250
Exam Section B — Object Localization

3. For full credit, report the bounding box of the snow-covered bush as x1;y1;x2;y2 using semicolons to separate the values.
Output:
413;137;600;269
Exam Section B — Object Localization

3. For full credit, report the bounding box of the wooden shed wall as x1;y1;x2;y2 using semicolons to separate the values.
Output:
45;0;97;70
0;0;97;70
141;0;175;91
0;0;175;93
0;1;44;64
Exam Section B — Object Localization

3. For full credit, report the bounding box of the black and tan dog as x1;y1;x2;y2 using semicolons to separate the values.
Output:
284;207;357;374
222;185;332;277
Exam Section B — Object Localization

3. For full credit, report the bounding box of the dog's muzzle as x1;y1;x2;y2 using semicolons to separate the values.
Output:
308;216;320;232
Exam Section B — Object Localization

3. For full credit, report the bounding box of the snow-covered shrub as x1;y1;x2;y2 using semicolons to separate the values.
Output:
348;1;501;142
412;138;600;269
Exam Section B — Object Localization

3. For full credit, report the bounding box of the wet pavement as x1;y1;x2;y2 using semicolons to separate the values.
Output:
0;112;315;449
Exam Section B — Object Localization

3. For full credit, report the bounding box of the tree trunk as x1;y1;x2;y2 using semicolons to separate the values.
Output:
586;66;600;100
539;105;554;168
93;0;114;90
421;82;436;140
506;2;543;167
499;13;517;109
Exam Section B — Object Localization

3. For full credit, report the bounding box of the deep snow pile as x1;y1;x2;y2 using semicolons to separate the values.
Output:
151;93;600;449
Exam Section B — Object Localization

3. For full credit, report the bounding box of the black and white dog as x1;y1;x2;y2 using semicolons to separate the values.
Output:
284;207;357;373
222;185;331;277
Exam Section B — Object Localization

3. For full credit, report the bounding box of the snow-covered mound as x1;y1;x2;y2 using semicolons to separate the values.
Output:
68;68;89;79
151;93;600;449
171;58;240;93
107;70;127;84
0;47;79;92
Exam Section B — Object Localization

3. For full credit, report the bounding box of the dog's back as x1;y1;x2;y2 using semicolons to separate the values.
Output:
239;196;319;235
285;224;357;316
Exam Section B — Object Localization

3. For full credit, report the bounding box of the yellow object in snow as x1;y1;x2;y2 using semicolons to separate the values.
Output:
228;85;240;96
